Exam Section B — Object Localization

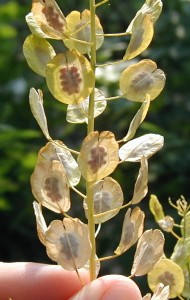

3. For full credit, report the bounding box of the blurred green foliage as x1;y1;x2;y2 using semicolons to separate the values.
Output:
0;0;190;296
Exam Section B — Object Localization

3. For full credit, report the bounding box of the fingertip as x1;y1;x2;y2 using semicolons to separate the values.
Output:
70;275;142;300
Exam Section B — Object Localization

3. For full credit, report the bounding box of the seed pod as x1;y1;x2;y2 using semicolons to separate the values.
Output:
84;177;124;223
119;59;166;102
23;35;56;77
148;258;185;298
64;10;104;54
45;218;91;270
32;0;70;39
66;89;107;124
31;160;70;213
78;131;119;182
46;50;95;104
115;207;144;255
131;229;164;276
124;13;153;60
119;133;164;162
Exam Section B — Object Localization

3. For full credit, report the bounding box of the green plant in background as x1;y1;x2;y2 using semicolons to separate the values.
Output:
22;0;189;298
149;195;190;299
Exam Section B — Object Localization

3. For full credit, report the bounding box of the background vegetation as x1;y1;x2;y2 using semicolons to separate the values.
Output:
0;0;190;296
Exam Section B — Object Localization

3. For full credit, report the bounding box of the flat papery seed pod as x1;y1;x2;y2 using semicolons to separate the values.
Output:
119;59;166;102
127;0;163;34
119;133;164;162
170;238;190;268
84;177;124;223
131;156;148;204
158;216;174;232
46;50;95;105
83;255;101;278
123;13;153;60
32;0;70;39
33;201;47;246
123;95;150;142
115;207;145;255
142;294;151;300
131;229;164;276
149;194;165;222
78;131;119;182
23;34;56;77
151;283;170;300
66;89;107;124
29;88;51;140
37;141;81;187
26;12;50;38
45;218;91;271
64;10;104;54
31;160;70;213
148;258;185;298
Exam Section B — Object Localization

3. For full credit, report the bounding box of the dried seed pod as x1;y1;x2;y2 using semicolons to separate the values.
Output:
148;258;185;298
32;0;70;39
123;95;150;142
33;201;47;246
31;160;70;213
119;59;166;102
123;12;153;60
131;229;164;276
45;218;91;270
131;156;148;204
46;50;95;104
127;0;163;33
142;283;170;300
37;141;81;187
29;88;51;140
66;89;107;124
115;207;144;255
64;10;104;54
158;216;174;232
23;34;56;77
78;131;119;182
84;177;124;223
119;133;164;162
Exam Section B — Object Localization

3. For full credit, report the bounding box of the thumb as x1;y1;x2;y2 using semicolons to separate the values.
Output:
69;275;142;300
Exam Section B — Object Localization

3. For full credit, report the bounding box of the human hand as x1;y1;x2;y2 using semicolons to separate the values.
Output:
0;262;142;300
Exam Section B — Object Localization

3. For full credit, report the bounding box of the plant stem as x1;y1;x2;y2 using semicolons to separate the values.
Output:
86;0;97;282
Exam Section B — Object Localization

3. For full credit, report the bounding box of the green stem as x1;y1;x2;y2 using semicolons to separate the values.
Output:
86;0;97;282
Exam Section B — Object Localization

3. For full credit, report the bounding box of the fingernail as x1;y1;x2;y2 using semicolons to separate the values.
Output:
101;285;128;300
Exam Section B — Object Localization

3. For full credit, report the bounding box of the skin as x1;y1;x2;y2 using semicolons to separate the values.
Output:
0;262;142;300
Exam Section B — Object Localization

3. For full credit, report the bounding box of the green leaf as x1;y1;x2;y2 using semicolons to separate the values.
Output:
149;194;165;222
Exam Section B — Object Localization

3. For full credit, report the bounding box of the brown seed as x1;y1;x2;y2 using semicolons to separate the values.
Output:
44;176;62;202
42;6;64;31
88;146;107;173
59;66;82;95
